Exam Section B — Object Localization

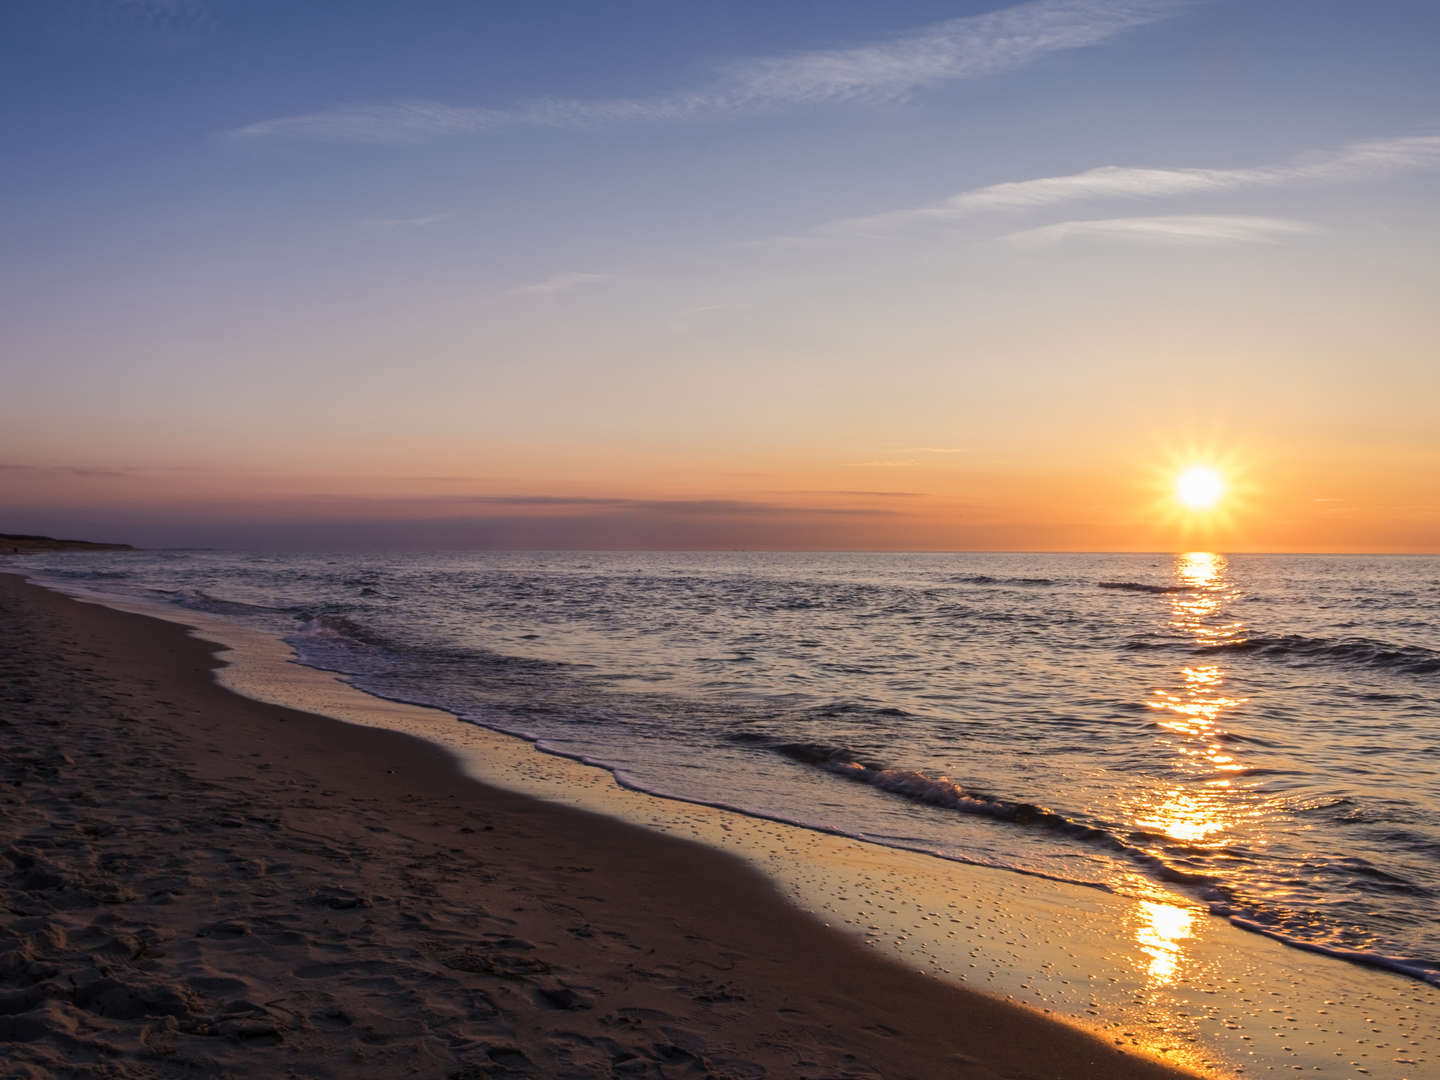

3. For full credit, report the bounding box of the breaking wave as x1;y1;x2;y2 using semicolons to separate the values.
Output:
293;612;389;646
1208;633;1440;676
38;568;133;581
160;587;288;617
949;574;1061;588
1098;581;1194;594
745;736;1439;984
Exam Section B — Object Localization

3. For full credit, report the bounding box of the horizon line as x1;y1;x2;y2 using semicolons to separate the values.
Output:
10;546;1433;557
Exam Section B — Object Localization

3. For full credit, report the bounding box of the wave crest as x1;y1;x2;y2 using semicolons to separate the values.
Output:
294;613;388;646
162;587;285;616
1098;581;1193;594
949;574;1061;588
764;741;1195;872
1209;633;1440;675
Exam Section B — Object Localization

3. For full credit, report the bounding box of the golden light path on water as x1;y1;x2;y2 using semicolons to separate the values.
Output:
1126;552;1257;988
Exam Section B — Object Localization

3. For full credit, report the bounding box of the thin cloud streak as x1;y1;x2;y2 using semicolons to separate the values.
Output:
359;213;451;228
840;448;972;467
507;272;611;296
0;463;131;479
813;134;1440;238
676;302;752;317
771;490;926;498
1001;214;1321;246
292;494;899;517
231;0;1186;142
114;0;211;32
715;0;1185;105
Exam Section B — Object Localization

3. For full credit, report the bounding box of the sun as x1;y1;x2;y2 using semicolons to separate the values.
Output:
1144;438;1250;537
1175;465;1225;510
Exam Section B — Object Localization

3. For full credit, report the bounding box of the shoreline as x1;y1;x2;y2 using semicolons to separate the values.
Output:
4;569;1435;1078
0;571;1204;1079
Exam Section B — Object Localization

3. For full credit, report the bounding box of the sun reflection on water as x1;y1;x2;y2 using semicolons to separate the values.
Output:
1140;552;1249;846
1126;552;1257;984
1165;551;1246;647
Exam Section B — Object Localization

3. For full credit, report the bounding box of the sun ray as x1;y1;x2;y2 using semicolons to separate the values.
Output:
1141;436;1256;543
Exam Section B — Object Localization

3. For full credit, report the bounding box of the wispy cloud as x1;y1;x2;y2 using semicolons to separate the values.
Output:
300;493;898;517
675;302;751;318
812;134;1440;238
838;448;972;467
1001;214;1321;246
0;463;130;479
359;213;451;228
231;0;1186;142
506;272;611;296
715;0;1185;106
767;490;926;498
114;0;212;33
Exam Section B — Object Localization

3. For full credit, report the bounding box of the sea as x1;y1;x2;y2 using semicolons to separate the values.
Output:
14;549;1439;988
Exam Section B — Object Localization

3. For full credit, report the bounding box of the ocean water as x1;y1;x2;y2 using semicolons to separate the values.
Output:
16;550;1439;986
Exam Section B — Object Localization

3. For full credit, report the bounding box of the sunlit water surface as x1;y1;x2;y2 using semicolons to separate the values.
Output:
16;550;1439;987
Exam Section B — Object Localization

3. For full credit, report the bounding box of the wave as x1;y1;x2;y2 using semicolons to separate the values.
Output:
1208;633;1440;676
160;587;288;617
754;739;1216;885
1098;580;1194;594
1212;729;1281;747
38;568;133;581
949;574;1060;588
806;700;914;722
288;619;578;693
293;613;390;647
1223;916;1439;984
738;735;1439;984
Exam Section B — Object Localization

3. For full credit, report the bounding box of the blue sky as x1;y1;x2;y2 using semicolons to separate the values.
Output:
3;1;1438;550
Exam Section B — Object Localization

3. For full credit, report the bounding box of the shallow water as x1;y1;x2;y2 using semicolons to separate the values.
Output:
16;549;1439;986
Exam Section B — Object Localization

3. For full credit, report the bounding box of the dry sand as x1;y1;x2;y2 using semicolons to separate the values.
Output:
0;572;1202;1079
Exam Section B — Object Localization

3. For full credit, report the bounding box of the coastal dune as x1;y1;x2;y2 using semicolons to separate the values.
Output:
0;573;1196;1079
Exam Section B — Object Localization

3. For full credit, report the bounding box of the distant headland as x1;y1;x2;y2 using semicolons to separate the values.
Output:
0;533;135;554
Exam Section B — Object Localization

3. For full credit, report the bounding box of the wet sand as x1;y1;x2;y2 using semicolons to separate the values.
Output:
0;571;1201;1079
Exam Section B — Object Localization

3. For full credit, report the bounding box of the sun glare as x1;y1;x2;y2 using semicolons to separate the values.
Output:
1175;465;1225;511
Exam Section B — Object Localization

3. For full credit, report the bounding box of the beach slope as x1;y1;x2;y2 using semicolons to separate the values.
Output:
0;573;1197;1079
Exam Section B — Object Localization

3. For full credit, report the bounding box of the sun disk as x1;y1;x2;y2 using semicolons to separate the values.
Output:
1176;466;1225;510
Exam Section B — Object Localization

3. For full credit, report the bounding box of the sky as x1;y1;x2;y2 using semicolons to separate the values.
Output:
2;0;1438;552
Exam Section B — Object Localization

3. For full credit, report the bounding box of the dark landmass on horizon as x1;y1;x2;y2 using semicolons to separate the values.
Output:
1;533;135;554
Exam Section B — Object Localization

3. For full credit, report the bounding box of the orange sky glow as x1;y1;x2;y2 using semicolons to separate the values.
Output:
4;432;1435;551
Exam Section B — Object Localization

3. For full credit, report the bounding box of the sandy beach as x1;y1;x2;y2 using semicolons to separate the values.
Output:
0;571;1205;1079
